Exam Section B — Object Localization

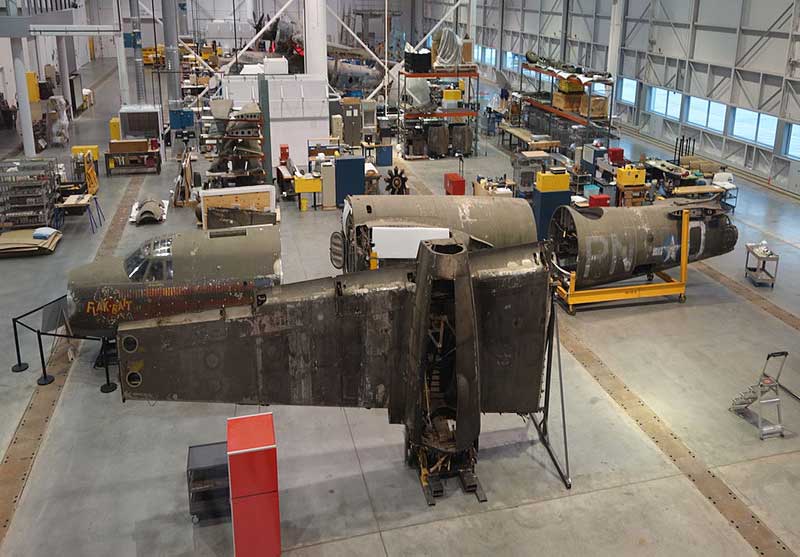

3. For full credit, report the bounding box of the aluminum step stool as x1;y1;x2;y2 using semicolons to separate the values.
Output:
730;351;789;440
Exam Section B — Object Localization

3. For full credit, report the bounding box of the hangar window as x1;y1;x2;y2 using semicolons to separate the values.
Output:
618;78;637;105
649;87;682;120
733;108;778;148
483;47;496;67
756;114;778;148
686;97;727;132
785;124;800;159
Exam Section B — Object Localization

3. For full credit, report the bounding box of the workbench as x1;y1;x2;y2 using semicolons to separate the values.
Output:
473;179;516;197
53;194;105;233
498;122;560;152
294;175;321;210
105;151;162;176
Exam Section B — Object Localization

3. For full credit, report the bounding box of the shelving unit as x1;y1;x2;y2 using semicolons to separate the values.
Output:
398;69;480;158
0;159;58;230
516;62;614;148
203;114;266;187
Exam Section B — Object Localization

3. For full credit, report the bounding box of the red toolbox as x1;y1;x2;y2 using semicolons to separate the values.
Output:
607;147;624;165
227;413;280;557
444;172;465;195
589;194;610;207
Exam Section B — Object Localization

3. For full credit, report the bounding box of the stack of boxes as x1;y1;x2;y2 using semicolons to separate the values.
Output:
616;165;648;207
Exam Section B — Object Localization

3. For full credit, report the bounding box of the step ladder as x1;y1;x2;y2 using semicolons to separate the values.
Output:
730;351;789;440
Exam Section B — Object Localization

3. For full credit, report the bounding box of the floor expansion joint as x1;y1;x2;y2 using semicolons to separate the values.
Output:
0;175;144;548
559;319;794;557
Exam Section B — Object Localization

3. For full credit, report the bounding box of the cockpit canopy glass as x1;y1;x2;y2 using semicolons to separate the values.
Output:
124;237;174;282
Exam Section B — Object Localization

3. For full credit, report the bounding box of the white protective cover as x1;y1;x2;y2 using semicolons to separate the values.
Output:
371;226;450;260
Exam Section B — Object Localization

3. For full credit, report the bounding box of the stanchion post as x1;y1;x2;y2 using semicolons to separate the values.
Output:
36;330;54;386
11;317;29;372
100;337;117;394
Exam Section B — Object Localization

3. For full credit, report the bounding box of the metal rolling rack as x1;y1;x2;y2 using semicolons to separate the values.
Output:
0;159;58;230
516;62;614;149
398;69;480;157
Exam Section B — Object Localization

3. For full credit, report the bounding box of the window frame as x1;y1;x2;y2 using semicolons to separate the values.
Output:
785;123;800;160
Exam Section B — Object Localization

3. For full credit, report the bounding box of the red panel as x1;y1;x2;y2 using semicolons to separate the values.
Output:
589;194;610;207
227;413;278;498
227;413;275;453
444;173;465;195
228;446;278;498
232;492;281;557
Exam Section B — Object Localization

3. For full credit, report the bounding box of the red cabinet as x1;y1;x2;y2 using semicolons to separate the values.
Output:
444;172;465;195
227;413;280;557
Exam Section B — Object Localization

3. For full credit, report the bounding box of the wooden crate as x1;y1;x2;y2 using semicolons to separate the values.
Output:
552;91;583;112
580;95;608;118
200;185;276;229
109;139;149;154
617;184;648;207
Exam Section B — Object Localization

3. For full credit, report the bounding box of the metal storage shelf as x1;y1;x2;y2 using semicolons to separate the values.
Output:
398;67;481;157
0;159;58;230
515;61;615;146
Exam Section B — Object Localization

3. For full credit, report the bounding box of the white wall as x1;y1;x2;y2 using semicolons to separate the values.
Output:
0;38;17;103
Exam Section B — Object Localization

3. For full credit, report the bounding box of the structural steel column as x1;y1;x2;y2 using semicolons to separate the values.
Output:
606;0;624;75
560;0;570;62
56;36;71;114
129;0;147;102
466;0;476;40
162;0;182;106
304;0;328;78
178;1;189;35
11;38;35;158
115;33;131;105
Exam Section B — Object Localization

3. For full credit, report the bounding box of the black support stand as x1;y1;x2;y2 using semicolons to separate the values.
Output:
530;292;572;490
11;317;29;372
35;330;54;386
100;337;117;394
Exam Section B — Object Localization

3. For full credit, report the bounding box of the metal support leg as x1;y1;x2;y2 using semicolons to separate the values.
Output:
36;330;54;386
94;197;105;224
100;337;118;393
530;293;572;489
11;317;29;372
87;205;97;234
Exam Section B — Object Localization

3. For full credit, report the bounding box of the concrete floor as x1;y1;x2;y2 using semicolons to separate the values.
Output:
1;59;799;556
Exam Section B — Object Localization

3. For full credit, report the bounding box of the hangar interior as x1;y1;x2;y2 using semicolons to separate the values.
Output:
0;0;799;555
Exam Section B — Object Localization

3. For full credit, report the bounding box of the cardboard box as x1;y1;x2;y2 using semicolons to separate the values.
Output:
552;91;583;112
461;38;474;64
580;95;608;118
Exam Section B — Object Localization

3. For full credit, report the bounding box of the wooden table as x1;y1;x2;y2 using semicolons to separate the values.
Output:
54;194;105;233
499;122;561;152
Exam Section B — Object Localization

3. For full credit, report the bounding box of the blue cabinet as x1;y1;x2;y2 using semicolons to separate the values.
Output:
533;189;572;241
335;155;365;207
